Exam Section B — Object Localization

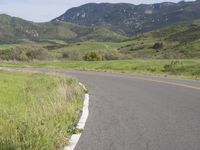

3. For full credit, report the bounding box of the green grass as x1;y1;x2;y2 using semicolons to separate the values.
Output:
0;71;84;149
1;59;200;80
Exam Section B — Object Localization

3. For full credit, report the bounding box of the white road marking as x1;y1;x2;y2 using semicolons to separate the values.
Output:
64;83;89;150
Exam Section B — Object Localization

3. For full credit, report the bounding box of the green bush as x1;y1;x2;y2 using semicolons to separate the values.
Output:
62;49;83;60
163;60;180;73
100;50;121;60
84;51;103;61
0;49;13;60
152;42;164;49
26;48;49;60
0;47;49;61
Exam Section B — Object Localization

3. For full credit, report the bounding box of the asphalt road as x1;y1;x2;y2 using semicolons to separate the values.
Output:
1;68;200;150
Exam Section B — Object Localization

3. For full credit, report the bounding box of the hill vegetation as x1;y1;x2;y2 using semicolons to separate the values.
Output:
118;23;200;58
54;1;200;35
0;14;127;44
0;9;200;61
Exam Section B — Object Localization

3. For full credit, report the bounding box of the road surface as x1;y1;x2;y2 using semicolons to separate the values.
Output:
1;67;200;150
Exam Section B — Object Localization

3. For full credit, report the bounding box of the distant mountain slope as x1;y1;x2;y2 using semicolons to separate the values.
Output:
0;14;127;44
53;1;200;35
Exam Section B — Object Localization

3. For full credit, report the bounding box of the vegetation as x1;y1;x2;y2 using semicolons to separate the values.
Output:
1;59;199;80
118;23;200;59
0;14;127;44
0;46;49;61
84;51;103;61
54;1;200;36
0;2;199;150
1;22;200;62
0;15;199;79
0;71;84;149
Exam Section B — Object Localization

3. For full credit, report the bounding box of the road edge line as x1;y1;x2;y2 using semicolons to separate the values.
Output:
64;83;89;150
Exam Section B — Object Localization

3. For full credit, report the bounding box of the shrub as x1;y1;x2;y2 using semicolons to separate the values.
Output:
26;48;49;60
17;51;29;61
11;47;29;61
0;49;13;60
62;49;83;60
100;50;121;60
152;42;164;49
0;47;49;61
84;51;103;61
163;60;180;73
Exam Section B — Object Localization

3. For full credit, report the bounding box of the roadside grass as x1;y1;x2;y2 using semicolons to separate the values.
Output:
0;71;84;149
0;59;200;80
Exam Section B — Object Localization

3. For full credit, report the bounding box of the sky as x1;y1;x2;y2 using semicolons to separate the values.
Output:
0;0;194;22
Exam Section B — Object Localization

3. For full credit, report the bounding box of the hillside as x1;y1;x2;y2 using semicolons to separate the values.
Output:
0;13;200;60
53;1;200;36
0;14;127;44
118;22;200;58
1;22;200;61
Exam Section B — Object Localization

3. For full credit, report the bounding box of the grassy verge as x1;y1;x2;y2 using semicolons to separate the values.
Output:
0;59;200;80
1;59;200;80
0;71;84;149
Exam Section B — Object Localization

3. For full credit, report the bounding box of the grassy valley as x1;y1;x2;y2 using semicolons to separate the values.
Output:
0;21;200;80
2;20;200;78
0;13;200;61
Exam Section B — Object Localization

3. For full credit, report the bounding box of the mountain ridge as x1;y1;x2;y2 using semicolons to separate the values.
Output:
53;1;200;35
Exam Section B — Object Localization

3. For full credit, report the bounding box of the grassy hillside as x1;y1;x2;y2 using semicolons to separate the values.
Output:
0;14;127;44
0;16;200;60
117;23;200;59
45;22;200;59
0;71;84;149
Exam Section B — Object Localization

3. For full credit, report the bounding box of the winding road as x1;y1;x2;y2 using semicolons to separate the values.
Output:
1;67;200;150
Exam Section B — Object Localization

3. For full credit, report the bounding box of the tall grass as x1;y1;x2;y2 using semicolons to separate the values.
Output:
0;71;84;149
0;59;199;79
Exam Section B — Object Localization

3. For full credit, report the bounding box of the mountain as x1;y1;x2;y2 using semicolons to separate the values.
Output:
0;14;127;44
53;1;200;36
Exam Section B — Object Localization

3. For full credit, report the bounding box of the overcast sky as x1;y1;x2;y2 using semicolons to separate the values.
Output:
0;0;194;22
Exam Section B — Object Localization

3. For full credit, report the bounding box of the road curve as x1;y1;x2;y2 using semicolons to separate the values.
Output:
1;67;200;150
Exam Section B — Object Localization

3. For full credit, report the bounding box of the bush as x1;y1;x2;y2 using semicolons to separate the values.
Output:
84;51;103;61
62;49;83;60
0;49;13;60
163;60;180;73
152;42;164;49
100;50;121;60
11;48;29;61
0;47;49;61
26;48;49;60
